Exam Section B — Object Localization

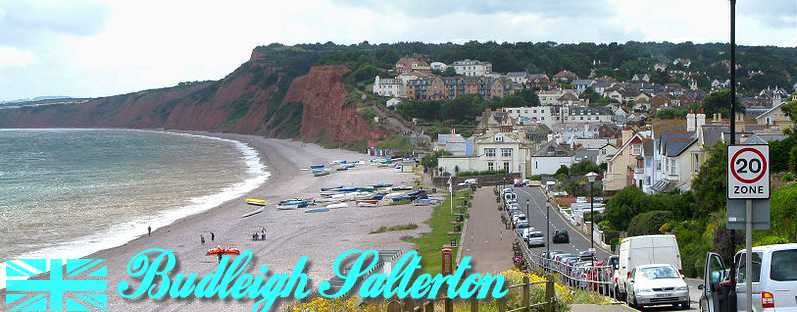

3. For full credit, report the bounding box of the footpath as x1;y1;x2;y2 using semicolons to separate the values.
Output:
459;187;514;273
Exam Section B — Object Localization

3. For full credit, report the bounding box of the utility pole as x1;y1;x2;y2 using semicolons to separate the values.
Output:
730;0;737;145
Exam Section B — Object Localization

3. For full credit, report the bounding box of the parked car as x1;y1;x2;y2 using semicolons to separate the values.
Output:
627;264;690;309
580;249;596;261
617;235;682;301
527;231;545;247
515;221;530;229
512;213;527;224
553;230;570;244
700;243;797;312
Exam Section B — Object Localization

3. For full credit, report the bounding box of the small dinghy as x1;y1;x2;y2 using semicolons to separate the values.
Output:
305;207;330;213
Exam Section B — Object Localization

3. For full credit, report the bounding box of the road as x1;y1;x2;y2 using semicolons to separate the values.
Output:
459;187;515;273
513;186;611;259
514;187;700;311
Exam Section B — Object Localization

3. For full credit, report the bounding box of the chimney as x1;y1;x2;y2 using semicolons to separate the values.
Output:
621;128;634;145
686;111;696;132
695;113;706;132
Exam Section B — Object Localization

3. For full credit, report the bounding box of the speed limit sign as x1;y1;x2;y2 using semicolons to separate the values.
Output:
727;145;770;199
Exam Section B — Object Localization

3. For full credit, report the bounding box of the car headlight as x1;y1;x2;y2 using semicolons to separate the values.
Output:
675;286;688;291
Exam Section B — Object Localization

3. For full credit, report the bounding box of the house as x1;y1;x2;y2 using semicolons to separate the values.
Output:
572;79;594;93
430;62;448;72
558;92;580;106
437;130;529;177
755;99;794;130
372;76;404;97
561;106;613;123
652;131;700;192
451;59;492;77
506;72;528;85
654;63;668;72
436;129;474;157
603;130;654;192
527;74;551;89
395;57;431;74
530;140;575;175
612;106;628;125
537;90;564;105
553;70;578;82
386;98;402;108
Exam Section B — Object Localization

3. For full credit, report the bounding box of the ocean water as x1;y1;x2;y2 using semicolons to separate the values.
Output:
0;129;269;260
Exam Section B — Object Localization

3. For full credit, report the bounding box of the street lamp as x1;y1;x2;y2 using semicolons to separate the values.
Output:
586;171;598;267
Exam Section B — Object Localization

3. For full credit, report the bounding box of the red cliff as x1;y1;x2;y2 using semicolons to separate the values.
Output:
0;48;384;145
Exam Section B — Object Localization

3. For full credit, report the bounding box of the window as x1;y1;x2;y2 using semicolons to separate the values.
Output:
632;144;642;155
485;148;496;157
770;250;797;281
501;148;512;157
736;252;762;283
534;161;538;169
503;161;511;172
487;161;495;171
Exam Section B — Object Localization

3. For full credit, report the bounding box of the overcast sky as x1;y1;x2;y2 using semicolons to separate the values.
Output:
0;0;794;101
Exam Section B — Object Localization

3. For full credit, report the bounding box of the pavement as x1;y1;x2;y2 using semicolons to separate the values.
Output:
459;187;515;273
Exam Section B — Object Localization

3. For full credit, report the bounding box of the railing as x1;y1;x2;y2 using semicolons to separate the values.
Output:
383;276;556;312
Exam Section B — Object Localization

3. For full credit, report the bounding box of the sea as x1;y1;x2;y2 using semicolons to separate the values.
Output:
0;128;269;261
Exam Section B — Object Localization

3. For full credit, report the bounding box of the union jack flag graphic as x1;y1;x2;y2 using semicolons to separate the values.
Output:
5;258;108;311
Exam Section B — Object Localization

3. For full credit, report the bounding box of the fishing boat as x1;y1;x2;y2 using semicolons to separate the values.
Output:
245;198;267;206
277;204;300;210
279;200;310;208
310;164;325;169
326;203;348;209
336;167;348;171
372;183;393;188
356;200;379;207
312;169;330;177
321;186;343;191
391;185;413;191
305;207;330;213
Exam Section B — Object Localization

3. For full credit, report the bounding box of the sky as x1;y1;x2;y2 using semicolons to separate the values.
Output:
0;0;794;101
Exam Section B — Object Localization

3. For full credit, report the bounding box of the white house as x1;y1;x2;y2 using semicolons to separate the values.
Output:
506;72;529;85
529;141;575;175
386;98;402;108
373;76;404;97
451;59;492;77
438;130;529;178
430;62;448;72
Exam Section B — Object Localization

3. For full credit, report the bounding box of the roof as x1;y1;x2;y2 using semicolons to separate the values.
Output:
700;124;730;147
659;132;697;157
755;100;787;120
506;71;528;77
572;79;594;86
568;106;613;115
533;140;574;157
643;139;654;157
574;148;599;163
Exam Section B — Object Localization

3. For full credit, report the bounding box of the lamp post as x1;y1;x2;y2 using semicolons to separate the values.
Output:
586;172;598;267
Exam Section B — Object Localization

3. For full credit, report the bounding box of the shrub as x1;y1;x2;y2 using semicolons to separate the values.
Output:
627;210;673;236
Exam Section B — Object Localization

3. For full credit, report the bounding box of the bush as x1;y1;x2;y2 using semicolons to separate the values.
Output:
627;210;673;236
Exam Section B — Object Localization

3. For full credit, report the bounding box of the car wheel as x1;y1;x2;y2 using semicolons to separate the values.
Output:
680;302;690;310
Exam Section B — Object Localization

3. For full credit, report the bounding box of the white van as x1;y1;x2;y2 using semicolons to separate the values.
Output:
616;235;682;300
700;243;797;312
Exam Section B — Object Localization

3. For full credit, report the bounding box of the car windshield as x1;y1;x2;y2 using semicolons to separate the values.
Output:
530;233;544;238
639;266;679;279
770;249;797;281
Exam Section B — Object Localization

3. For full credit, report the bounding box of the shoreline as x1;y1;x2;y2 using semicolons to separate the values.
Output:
2;130;432;311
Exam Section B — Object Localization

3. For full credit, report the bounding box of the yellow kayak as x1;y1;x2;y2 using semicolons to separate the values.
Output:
245;198;267;206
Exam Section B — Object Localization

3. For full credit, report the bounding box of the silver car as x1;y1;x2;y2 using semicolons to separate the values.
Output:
527;231;545;247
627;264;690;309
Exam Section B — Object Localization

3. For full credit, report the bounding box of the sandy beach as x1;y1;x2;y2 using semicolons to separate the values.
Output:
14;132;433;311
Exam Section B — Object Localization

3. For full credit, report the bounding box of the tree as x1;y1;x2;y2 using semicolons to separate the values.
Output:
604;186;650;230
627;210;673;236
702;89;743;118
579;87;602;105
421;150;451;174
692;142;727;216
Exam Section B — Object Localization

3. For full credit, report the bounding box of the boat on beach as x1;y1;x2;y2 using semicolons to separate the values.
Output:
312;169;330;177
356;200;380;207
277;204;300;210
245;198;267;206
326;203;348;209
305;207;330;213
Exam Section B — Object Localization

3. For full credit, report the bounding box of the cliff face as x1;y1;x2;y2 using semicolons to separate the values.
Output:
0;48;383;144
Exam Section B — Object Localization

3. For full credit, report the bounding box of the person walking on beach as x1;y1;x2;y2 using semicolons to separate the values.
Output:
217;253;222;263
147;226;151;237
200;234;205;245
210;232;215;241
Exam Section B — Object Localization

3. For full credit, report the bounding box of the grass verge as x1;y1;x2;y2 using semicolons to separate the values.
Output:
403;189;471;275
369;223;419;234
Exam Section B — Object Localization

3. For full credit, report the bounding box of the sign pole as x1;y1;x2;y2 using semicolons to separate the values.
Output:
745;199;753;312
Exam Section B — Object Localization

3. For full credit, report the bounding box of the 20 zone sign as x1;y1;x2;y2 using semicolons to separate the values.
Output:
727;145;770;199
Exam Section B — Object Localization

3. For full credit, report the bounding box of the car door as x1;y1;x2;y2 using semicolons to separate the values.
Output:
703;252;725;312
